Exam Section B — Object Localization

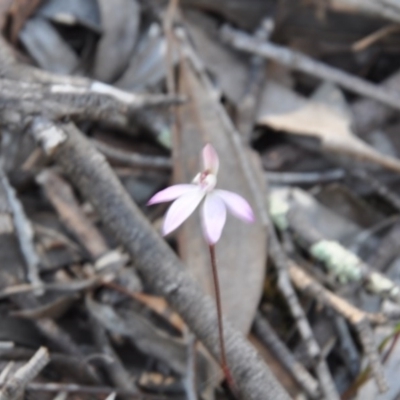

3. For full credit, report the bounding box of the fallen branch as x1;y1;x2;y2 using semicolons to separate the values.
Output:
221;25;400;112
29;118;291;400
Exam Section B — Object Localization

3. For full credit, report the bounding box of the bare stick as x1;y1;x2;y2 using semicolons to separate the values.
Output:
237;17;274;138
26;382;167;399
265;202;340;400
221;25;400;112
289;262;388;392
330;0;400;24
92;139;172;170
288;263;385;326
0;347;49;400
89;316;138;394
266;169;345;186
0;161;43;292
29;118;291;400
253;312;320;399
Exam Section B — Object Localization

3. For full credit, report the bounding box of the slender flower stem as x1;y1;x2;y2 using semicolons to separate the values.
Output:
208;244;237;394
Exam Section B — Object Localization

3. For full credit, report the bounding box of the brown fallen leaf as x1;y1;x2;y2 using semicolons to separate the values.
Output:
175;57;267;335
258;82;400;174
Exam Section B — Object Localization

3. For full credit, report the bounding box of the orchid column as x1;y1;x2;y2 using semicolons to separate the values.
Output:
148;144;254;391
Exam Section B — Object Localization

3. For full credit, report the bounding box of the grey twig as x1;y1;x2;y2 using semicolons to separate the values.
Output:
351;70;400;135
331;0;400;24
0;35;180;141
0;347;49;400
252;312;320;399
26;382;168;399
184;333;198;400
0;162;43;292
221;25;400;112
29;118;291;400
237;17;274;138
350;169;400;213
92;139;172;170
288;253;388;392
89;314;138;394
266;169;345;186
0;79;180;136
265;198;340;400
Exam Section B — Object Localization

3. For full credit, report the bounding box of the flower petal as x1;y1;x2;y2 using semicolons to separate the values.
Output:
147;184;198;205
162;189;205;236
215;189;254;223
202;144;219;175
201;192;227;244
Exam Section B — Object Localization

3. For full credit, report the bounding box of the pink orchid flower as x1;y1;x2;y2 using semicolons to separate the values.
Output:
147;144;254;244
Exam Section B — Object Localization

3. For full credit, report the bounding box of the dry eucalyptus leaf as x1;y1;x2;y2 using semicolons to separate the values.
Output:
176;58;267;335
258;84;400;174
184;10;249;105
92;0;140;82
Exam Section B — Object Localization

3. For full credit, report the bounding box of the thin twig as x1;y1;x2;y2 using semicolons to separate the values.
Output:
288;263;385;326
266;200;340;400
350;168;400;213
0;161;43;292
89;316;138;394
352;24;400;52
92;139;172;170
289;262;387;392
237;17;274;139
252;312;320;399
352;69;400;135
266;169;345;186
331;0;400;24
26;382;178;399
221;25;400;112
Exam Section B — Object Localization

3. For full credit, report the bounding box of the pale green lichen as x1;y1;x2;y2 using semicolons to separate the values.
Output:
310;240;363;284
157;128;172;149
268;193;290;231
367;272;400;298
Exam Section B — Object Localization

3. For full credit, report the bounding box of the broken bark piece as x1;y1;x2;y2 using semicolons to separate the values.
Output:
0;347;49;400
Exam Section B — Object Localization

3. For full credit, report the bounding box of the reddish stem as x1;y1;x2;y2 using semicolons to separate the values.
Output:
208;244;237;394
